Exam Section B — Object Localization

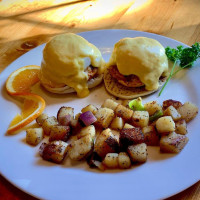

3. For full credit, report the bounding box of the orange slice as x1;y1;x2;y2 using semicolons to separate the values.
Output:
6;65;40;95
7;93;45;134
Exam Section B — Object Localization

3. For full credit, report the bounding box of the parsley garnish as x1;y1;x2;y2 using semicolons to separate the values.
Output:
159;42;200;96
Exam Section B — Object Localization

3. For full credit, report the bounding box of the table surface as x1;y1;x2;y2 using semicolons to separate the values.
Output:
0;0;199;199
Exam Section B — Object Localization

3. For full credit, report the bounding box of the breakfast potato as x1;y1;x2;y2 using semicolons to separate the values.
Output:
42;116;58;135
142;126;160;146
163;99;183;110
127;143;147;163
68;134;94;160
123;123;135;129
156;116;175;134
57;107;74;126
177;102;198;122
94;128;119;158
111;129;120;143
75;113;81;120
175;119;187;135
81;104;98;115
76;125;96;140
26;128;44;146
87;152;105;170
164;105;181;121
118;152;131;169
121;99;131;108
49;125;71;142
40;140;69;164
132;111;149;128
36;113;49;126
144;101;162;115
95;107;115;128
103;153;119;168
115;104;133;121
101;98;119;111
160;132;189;153
120;128;144;150
110;117;124;130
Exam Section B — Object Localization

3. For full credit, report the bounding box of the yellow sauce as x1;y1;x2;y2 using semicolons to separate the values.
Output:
40;33;104;97
108;37;169;90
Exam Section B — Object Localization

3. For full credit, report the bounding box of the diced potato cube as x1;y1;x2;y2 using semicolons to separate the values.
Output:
115;104;133;121
128;143;147;163
111;129;120;143
81;104;98;115
36;113;48;126
163;99;183;110
103;153;119;168
164;105;181;121
95;108;114;128
57;107;74;125
132;111;149;128
110;117;124;130
118;152;131;169
41;141;68;163
42;116;58;135
26;128;44;146
102;99;119;111
123;123;134;129
77;125;96;139
120;128;144;150
177;102;198;122
156;116;175;134
121;100;131;108
94;128;119;158
175;119;187;135
49;125;71;142
144;101;162;115
68;134;94;160
142;126;160;146
160;132;189;153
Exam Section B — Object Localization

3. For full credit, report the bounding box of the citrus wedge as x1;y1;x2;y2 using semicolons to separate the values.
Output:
6;65;40;95
7;93;45;134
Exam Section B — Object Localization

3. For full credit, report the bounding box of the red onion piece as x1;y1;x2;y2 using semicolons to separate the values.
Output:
79;111;97;126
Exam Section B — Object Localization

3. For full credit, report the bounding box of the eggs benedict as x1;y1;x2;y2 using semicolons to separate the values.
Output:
40;33;105;98
104;37;169;99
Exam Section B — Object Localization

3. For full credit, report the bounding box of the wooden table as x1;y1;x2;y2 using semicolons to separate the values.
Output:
0;0;199;199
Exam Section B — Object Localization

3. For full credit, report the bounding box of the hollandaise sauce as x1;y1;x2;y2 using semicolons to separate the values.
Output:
108;37;169;91
40;33;104;97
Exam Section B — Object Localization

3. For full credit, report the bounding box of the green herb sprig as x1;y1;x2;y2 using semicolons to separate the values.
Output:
159;42;200;96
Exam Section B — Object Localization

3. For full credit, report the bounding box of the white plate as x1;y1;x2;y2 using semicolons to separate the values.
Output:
0;29;200;200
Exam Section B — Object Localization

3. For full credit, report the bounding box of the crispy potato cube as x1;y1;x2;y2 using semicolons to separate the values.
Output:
75;113;81;120
40;141;68;163
132;111;149;128
103;153;119;168
94;128;119;158
95;108;115;128
156;116;175;134
120;128;144;150
81;104;98;115
49;125;71;142
123;123;134;129
175;119;187;135
128;143;147;163
118;152;131;169
164;105;181;121
26;128;44;146
115;104;133;121
57;107;74;126
177;102;198;122
102;98;119;111
110;117;124;130
77;125;96;140
142;126;160;146
121;100;131;108
36;113;48;126
163;99;183;110
144;101;162;115
111;130;120;143
160;132;189;153
42;116;58;135
68;134;94;160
